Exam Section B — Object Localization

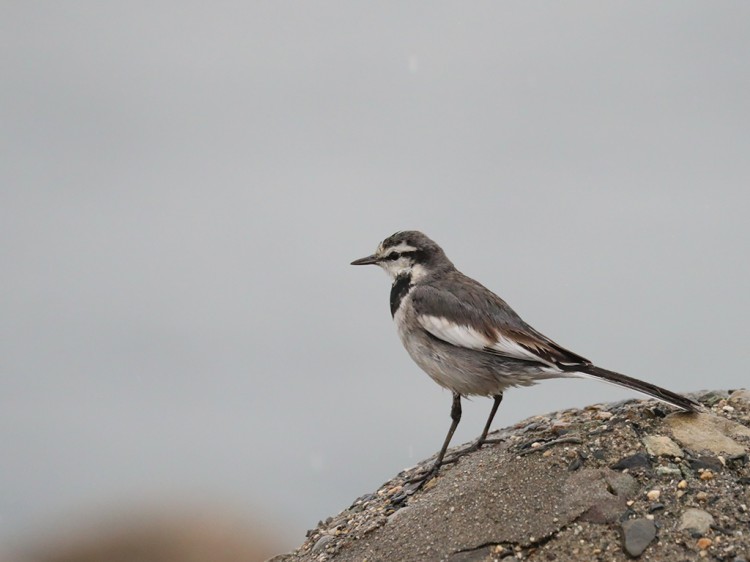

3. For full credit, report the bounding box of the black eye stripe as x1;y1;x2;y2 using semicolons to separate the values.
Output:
385;250;425;261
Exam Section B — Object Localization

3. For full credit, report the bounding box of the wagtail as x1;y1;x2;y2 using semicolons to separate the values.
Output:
352;231;699;483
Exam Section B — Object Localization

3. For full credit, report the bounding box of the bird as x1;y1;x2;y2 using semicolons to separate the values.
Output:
351;230;700;484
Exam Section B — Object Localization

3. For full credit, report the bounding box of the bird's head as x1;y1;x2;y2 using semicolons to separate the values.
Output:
351;230;453;281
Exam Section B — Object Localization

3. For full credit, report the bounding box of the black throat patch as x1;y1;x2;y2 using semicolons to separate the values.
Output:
390;273;413;317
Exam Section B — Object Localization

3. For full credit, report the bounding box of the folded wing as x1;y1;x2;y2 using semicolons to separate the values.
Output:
411;281;590;370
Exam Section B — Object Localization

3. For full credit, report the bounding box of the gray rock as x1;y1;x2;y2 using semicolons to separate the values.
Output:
571;469;638;524
278;393;750;562
678;508;715;535
611;452;651;470
688;456;723;472
621;518;656;557
311;534;335;553
666;412;750;456
642;435;684;457
386;505;412;523
655;465;682;477
729;389;750;403
698;390;729;405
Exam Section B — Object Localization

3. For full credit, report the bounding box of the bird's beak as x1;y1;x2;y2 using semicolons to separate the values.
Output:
351;254;380;266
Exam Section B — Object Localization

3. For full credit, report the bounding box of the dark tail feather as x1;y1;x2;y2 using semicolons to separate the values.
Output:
575;365;702;413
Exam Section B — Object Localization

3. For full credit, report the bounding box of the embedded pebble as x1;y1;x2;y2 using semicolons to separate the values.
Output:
656;465;682;477
612;453;651;470
642;435;684;457
621;518;656;557
696;537;713;550
678;508;715;535
311;534;335;553
646;489;661;501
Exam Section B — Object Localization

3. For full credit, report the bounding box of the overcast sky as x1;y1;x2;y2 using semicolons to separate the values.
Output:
2;2;749;555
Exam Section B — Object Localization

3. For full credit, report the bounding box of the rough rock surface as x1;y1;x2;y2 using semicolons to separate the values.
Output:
274;389;750;561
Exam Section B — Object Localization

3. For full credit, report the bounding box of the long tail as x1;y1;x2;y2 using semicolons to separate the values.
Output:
574;365;702;413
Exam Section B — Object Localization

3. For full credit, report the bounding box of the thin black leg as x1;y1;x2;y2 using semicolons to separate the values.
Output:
406;392;461;486
440;392;504;465
433;392;462;468
476;392;503;447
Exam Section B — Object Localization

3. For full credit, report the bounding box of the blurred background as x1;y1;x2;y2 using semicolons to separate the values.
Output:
2;2;749;560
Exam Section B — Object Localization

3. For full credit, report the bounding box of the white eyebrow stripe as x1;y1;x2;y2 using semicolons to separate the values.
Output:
417;314;556;365
387;242;418;254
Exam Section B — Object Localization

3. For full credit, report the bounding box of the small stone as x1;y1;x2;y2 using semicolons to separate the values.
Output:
568;456;583;471
311;534;335;553
700;470;715;481
612;453;652;470
696;537;713;550
621;518;657;557
678;508;715;535
677;479;688;489
646;489;661;501
606;471;640;497
696;491;708;501
656;465;682;477
642;435;684;457
699;390;729;405
387;506;412;524
597;410;613;420
723;405;735;413
690;456;723;472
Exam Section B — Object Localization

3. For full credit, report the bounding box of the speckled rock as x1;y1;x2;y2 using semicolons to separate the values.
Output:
642;435;683;458
677;508;715;535
666;412;750;456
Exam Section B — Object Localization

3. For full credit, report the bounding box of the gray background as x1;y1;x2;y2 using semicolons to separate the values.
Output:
2;1;749;555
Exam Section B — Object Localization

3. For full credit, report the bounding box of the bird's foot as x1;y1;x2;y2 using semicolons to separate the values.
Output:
403;461;442;492
442;436;504;464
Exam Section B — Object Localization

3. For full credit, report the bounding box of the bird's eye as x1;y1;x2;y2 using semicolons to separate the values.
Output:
386;252;401;261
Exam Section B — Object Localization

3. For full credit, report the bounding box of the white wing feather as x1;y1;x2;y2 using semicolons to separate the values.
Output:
417;314;557;366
